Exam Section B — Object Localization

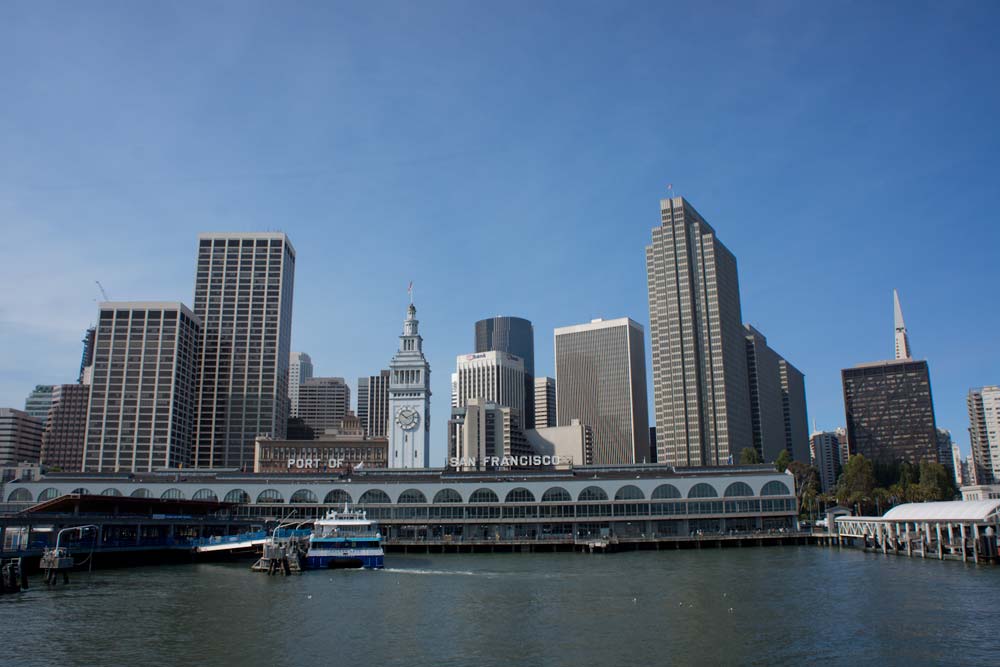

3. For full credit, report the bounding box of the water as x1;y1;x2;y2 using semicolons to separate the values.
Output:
2;547;999;666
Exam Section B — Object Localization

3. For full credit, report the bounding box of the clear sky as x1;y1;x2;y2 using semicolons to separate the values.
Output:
2;1;998;465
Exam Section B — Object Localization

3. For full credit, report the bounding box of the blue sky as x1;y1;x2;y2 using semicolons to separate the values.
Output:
1;1;998;464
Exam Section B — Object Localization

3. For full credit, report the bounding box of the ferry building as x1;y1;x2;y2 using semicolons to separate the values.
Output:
3;465;798;544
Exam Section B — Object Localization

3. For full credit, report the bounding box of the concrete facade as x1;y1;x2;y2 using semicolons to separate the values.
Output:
554;318;649;465
0;408;43;466
646;196;751;467
288;352;313;418
968;386;1000;485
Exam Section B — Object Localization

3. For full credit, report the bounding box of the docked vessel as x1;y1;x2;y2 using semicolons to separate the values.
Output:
305;507;384;569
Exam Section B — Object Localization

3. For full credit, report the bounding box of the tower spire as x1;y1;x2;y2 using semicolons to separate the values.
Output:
893;289;911;360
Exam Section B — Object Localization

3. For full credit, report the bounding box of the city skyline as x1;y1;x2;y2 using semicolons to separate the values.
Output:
3;4;999;465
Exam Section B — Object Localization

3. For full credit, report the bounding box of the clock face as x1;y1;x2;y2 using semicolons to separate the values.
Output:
396;407;420;431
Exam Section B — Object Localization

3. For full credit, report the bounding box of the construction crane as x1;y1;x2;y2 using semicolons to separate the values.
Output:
95;281;110;302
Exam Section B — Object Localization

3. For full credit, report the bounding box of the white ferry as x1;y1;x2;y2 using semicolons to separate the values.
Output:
304;507;384;569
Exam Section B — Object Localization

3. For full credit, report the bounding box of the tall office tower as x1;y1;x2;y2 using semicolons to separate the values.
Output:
387;302;431;468
967;386;1000;485
82;302;201;472
810;431;842;493
744;326;784;462
842;360;937;465
893;289;911;360
450;373;459;408
534;376;556;428
646;196;751;467
834;426;850;466
778;359;809;462
24;385;55;426
79;326;96;383
842;294;937;466
288;352;313;417
357;370;390;438
297;377;351;435
935;428;955;474
454;351;526;419
39;384;90;471
475;316;536;428
448;398;531;471
0;408;43;465
192;232;295;469
554;318;649;465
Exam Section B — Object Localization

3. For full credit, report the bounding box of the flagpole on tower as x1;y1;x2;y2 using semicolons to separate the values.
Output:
408;281;413;304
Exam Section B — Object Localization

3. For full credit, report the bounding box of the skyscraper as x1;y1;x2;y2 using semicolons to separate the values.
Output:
192;232;295;469
744;326;785;462
936;428;955;475
842;291;937;466
289;352;313;417
387;301;431;468
79;326;96;383
24;385;55;426
968;386;1000;485
809;430;845;493
554;318;649;465
39;384;90;471
534;376;556;428
358;370;390;438
83;302;201;472
778;359;809;463
475;316;535;428
448;398;531;471
0;408;43;465
646;196;751;467
453;351;526;419
297;377;351;436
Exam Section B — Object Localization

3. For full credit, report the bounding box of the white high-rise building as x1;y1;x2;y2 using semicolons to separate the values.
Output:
453;351;526;419
289;352;313;417
968;386;1000;485
809;430;844;493
893;289;912;361
387;302;431;468
534;376;556;428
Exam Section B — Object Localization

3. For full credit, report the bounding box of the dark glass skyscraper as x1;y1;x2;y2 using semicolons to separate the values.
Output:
475;316;535;428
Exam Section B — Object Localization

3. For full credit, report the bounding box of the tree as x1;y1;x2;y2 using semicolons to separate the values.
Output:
918;460;957;501
836;454;877;513
774;449;792;473
739;447;762;465
787;460;820;517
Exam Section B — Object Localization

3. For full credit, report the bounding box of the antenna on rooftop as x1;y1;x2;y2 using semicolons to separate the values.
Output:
95;281;110;302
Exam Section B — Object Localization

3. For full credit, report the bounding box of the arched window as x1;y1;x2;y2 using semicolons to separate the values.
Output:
290;489;318;504
651;484;682;499
192;489;218;501
469;488;499;503
578;486;609;502
223;489;250;504
324;489;353;505
130;488;152;498
433;488;463;503
724;482;754;498
615;485;645;501
161;488;185;500
6;488;32;502
257;489;284;504
761;480;792;496
70;487;91;495
541;487;572;502
397;489;428;504
358;489;391;504
687;483;718;498
101;488;123;497
504;488;536;503
37;487;60;502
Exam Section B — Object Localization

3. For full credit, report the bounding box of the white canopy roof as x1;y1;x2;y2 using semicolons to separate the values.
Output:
882;500;1000;522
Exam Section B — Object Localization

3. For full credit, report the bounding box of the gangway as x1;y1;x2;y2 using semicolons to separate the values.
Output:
191;530;268;554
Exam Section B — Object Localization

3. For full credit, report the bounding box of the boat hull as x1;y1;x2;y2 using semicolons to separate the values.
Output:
305;553;384;570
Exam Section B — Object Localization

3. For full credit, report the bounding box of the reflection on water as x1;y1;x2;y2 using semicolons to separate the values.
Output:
2;547;998;667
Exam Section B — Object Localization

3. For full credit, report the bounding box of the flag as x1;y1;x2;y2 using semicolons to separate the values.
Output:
408;281;413;302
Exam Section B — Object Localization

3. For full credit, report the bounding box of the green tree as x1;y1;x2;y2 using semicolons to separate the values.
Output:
918;460;957;501
786;460;821;517
774;449;792;473
836;454;877;513
739;447;762;464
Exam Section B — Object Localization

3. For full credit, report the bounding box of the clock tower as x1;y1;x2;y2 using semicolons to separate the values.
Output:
387;300;432;468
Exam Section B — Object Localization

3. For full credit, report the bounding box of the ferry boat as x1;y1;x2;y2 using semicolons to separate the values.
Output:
304;507;384;569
